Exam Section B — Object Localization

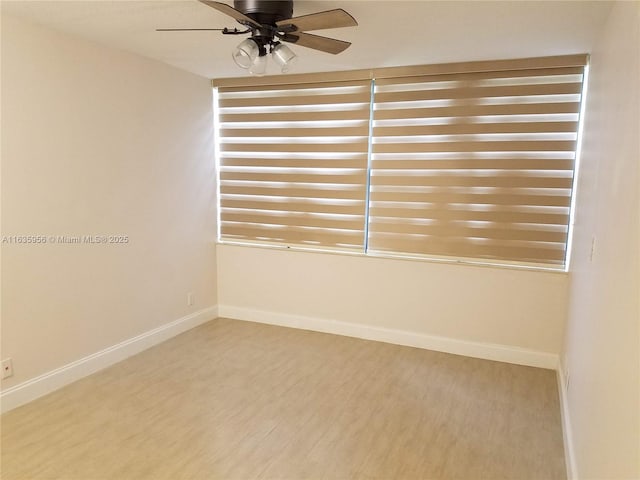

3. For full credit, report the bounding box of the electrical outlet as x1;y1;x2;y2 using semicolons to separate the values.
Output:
187;292;194;306
2;358;14;379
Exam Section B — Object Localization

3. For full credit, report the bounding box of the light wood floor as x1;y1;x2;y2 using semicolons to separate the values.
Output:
1;318;566;480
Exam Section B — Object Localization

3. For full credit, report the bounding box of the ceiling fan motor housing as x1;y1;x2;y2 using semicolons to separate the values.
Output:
234;0;293;25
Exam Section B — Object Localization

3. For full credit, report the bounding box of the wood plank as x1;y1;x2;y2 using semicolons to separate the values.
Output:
0;319;567;479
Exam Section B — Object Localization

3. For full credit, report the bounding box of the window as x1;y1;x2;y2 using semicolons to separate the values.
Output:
213;55;587;269
217;80;371;250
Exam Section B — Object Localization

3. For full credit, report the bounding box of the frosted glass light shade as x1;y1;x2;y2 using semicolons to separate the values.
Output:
272;43;297;73
232;38;259;69
249;55;267;76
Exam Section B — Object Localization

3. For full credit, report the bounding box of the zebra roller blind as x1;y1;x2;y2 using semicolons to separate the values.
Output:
214;55;587;268
369;66;585;265
217;80;371;249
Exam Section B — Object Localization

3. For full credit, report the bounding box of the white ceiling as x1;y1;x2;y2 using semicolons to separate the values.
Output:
2;0;612;79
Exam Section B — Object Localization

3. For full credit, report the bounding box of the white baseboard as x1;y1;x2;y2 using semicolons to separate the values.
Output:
557;366;577;480
218;305;558;370
0;306;218;414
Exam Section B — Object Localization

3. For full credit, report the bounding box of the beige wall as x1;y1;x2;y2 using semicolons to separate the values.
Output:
562;2;640;478
218;244;569;357
1;15;217;388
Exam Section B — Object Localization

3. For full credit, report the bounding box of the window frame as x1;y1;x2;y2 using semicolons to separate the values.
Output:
213;54;589;272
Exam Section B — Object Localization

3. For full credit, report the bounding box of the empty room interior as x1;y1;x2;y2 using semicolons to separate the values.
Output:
1;1;638;479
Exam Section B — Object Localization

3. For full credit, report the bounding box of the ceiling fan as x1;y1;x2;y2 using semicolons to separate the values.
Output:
157;0;358;75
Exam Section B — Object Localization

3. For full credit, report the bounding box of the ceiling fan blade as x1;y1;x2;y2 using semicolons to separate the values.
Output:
282;32;351;55
197;1;261;29
276;9;357;32
156;28;226;31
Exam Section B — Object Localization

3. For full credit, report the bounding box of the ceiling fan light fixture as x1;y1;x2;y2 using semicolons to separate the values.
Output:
271;43;297;73
248;54;268;76
170;1;357;75
232;37;260;68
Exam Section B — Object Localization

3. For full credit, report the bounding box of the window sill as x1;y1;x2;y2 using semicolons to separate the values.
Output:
215;240;569;274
